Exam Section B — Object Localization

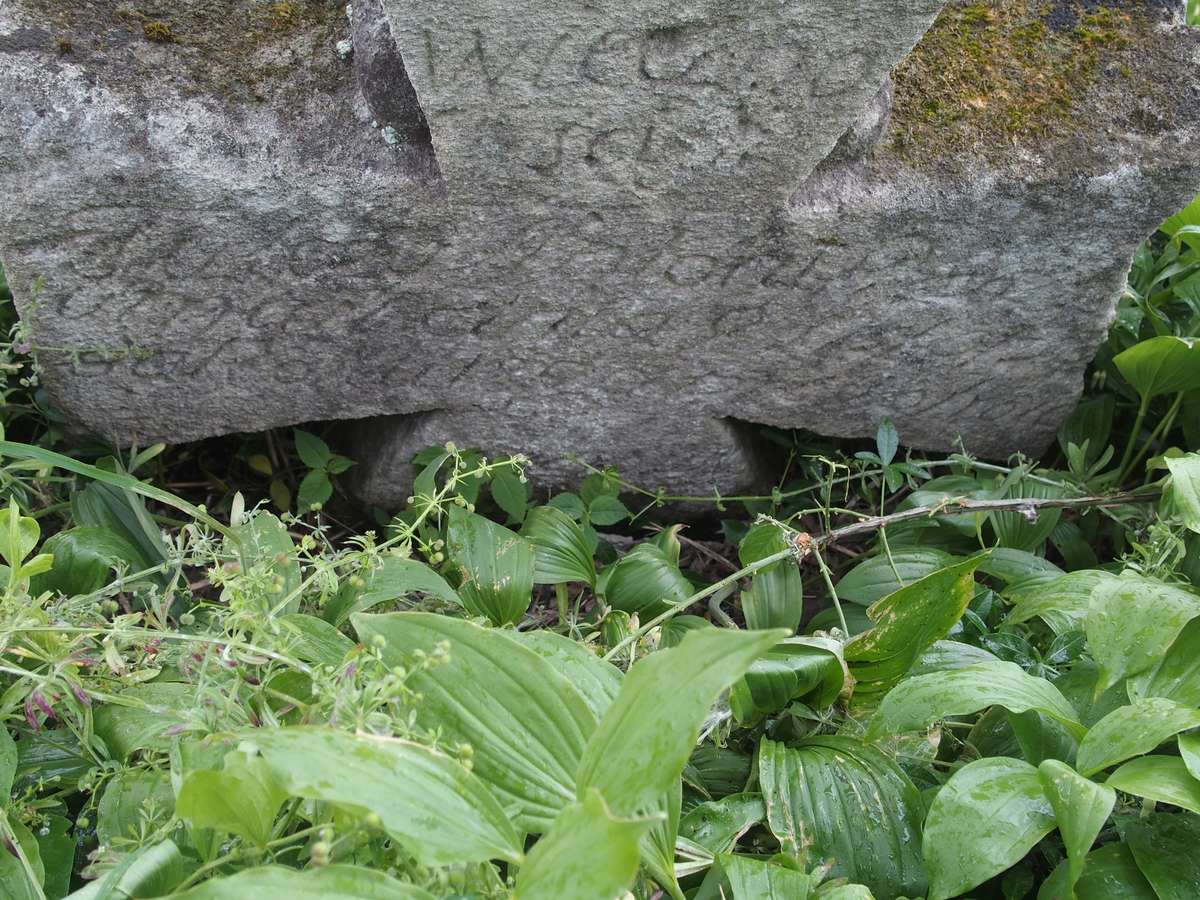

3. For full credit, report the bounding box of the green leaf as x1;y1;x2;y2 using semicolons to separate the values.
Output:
845;556;984;696
742;562;803;633
1086;573;1200;691
0;818;43;900
738;523;790;572
71;481;171;576
292;429;332;470
924;757;1056;900
36;814;73;900
1076;699;1200;776
679;793;765;855
909;639;1000;676
326;555;461;626
547;492;585;519
877;417;899;466
275;613;355;667
586;495;630;527
0;503;39;570
695;854;816;900
177;750;286;849
1004;571;1116;635
490;468;528;524
759;736;927;898
445;506;534;626
0;726;16;799
97;767;174;846
1038;842;1156;900
232;511;302;614
1166;454;1200;533
1179;732;1200;781
505;630;621;721
65;839;185;900
1114;335;1200;399
513;788;652;900
353;612;594;833
164;865;436;899
577;628;783;817
1127;616;1200;706
520;506;596;587
1125;812;1200;899
94;683;194;760
1037;760;1116;897
33;527;143;597
602;544;693;618
867;660;1082;740
730;637;844;726
296;469;332;513
835;549;957;606
976;548;1064;585
1106;757;1200;814
241;726;522;865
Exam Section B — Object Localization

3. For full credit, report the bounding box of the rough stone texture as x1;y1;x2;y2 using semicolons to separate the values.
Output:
0;0;1197;506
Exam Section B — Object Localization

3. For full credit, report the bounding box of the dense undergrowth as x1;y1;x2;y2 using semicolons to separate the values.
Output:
0;198;1200;900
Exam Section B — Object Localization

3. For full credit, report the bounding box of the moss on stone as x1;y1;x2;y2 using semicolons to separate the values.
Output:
888;0;1174;169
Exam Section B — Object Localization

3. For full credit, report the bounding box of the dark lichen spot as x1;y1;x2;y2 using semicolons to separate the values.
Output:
55;37;72;54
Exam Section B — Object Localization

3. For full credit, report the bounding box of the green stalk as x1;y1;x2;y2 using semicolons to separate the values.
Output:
1123;392;1184;483
1115;394;1152;485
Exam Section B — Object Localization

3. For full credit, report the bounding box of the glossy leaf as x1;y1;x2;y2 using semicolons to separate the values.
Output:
176;750;286;849
513;789;652;900
868;661;1082;740
1076;698;1200;776
1126;812;1200;899
354;612;595;832
0;726;15;799
1037;842;1156;900
490;468;527;524
602;544;693;618
846;557;983;696
34;528;143;597
909;639;999;676
737;516;802;630
1180;732;1200;781
66;839;185;900
679;793;765;856
70;481;170;575
577;628;783;817
505;630;621;720
1004;570;1116;635
730;637;844;726
1167;454;1200;533
0;818;42;900
1106;756;1200;814
520;505;596;587
759;736;927;899
36;814;73;900
97;767;174;847
165;865;436;899
1086;573;1200;691
1038;760;1115;897
976;548;1064;585
325;556;461;626
1114;335;1200;399
694;854;815;900
445;506;535;626
835;548;956;606
231;512;301;614
276;613;355;667
94;683;194;760
924;757;1056;900
240;727;522;865
1127;615;1200;706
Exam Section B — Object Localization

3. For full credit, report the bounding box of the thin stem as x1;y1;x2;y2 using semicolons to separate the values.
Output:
1124;392;1184;483
1116;394;1152;484
811;546;849;634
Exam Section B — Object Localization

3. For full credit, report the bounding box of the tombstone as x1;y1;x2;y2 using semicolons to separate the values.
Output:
0;0;1196;506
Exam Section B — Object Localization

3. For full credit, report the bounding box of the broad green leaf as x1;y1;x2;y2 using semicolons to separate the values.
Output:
577;628;783;817
513;788;652;900
1076;699;1200;776
1086;574;1200;691
730;637;844;726
0;726;16;799
990;480;1065;553
835;548;956;605
37;814;73;900
759;736;926;898
94;683;194;760
1038;760;1116;898
587;495;630;526
1038;842;1156;900
1009;709;1079;767
292;429;333;470
353;612;594;833
71;481;171;575
0;818;43;900
33;527;143;597
15;728;92;790
275;613;354;667
924;757;1056;900
1166;454;1200;533
867;661;1082;740
1106;756;1200;814
976;548;1064;585
1128;615;1200;706
164;865;436;899
1180;732;1200;781
845;557;984;696
520;506;596;587
642;783;684;900
231;512;301;614
297;469;332;513
176;750;286;849
738;522;791;573
66;839;185;900
602;544;693;618
97;767;175;846
325;555;461;626
489;468;527;524
445;506;534;626
505;630;621;721
908;639;999;676
1114;335;1200;399
877;417;899;465
241;726;522;865
1005;570;1116;635
695;854;816;900
1126;812;1200;899
679;793;765;855
742;563;803;632
689;745;753;798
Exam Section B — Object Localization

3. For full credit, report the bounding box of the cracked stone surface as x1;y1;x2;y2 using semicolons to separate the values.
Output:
0;0;1197;506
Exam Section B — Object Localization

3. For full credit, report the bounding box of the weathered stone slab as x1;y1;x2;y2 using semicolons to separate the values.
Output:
0;1;1197;506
